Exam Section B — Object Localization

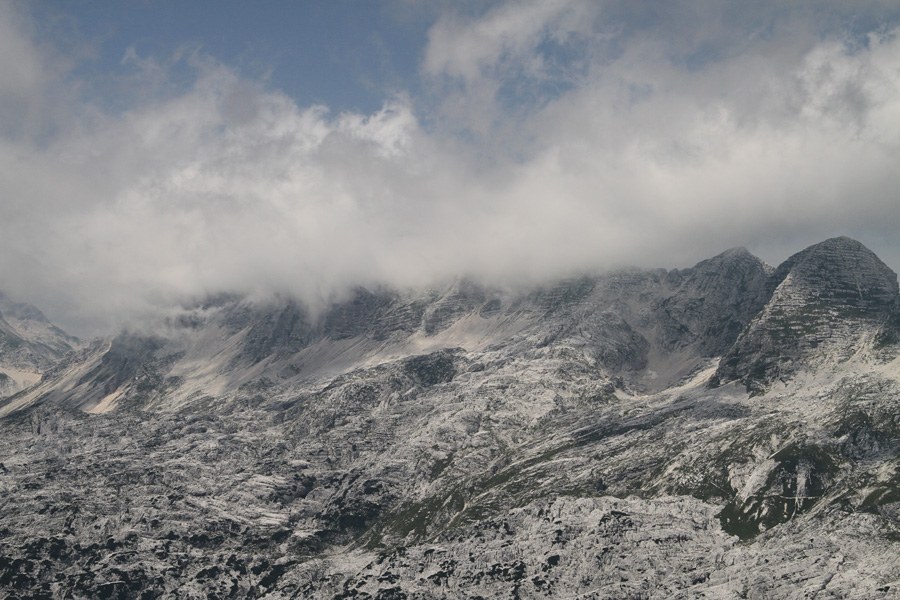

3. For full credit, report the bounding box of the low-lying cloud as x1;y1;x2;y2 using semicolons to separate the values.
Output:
1;1;900;337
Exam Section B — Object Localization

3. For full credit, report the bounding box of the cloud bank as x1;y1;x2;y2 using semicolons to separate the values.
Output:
1;1;900;336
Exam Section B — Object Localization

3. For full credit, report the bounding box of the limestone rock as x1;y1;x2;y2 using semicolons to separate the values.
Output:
0;291;80;398
715;237;899;392
2;238;900;599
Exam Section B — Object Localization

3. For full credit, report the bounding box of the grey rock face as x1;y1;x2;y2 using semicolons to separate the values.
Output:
16;252;774;413
657;246;772;356
2;237;900;599
0;291;80;398
240;300;316;362
716;237;900;392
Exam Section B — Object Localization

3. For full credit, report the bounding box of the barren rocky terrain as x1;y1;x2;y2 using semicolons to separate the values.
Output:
2;237;900;599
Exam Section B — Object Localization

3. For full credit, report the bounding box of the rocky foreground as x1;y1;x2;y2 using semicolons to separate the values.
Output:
2;237;900;599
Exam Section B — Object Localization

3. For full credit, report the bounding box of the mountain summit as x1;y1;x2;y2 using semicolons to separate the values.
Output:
715;237;899;392
655;245;771;356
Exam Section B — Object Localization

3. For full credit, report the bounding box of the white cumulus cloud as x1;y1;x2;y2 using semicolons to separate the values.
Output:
1;1;900;336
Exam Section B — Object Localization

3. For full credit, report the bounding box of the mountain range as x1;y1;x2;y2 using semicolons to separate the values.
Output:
2;236;900;599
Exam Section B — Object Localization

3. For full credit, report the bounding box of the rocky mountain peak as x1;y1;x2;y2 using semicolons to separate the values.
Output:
0;291;80;398
767;236;899;308
654;246;772;357
675;246;770;285
707;245;759;264
715;237;900;392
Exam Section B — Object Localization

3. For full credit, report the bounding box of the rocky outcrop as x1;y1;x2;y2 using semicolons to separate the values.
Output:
656;247;772;356
0;292;80;398
715;237;900;392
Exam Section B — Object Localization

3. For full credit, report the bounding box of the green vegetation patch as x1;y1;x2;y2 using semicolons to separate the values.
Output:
402;351;457;387
380;490;466;541
718;443;840;540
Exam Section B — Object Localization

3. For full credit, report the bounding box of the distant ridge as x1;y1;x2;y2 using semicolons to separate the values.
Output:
0;291;80;398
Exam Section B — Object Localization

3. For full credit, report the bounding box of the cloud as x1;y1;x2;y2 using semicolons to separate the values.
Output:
0;3;68;140
1;61;442;334
423;0;595;82
0;4;43;101
418;0;900;266
1;2;900;336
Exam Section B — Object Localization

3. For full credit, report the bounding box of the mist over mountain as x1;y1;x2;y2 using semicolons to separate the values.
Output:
2;2;900;337
2;237;900;598
3;1;900;597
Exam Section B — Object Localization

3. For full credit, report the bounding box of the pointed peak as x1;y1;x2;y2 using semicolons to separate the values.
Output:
689;246;763;269
778;236;881;267
820;235;864;245
717;246;753;258
799;236;873;256
715;236;900;393
771;236;898;296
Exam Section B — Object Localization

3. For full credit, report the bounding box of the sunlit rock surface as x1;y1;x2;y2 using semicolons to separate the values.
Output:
2;237;900;599
716;236;899;393
0;291;81;398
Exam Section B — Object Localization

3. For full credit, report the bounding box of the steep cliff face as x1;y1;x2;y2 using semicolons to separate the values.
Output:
715;237;900;392
656;247;772;356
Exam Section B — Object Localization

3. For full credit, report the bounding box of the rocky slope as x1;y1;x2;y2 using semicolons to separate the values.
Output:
0;292;80;398
1;237;900;599
715;237;899;393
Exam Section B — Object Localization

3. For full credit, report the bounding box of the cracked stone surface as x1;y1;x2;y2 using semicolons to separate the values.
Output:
2;237;900;599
